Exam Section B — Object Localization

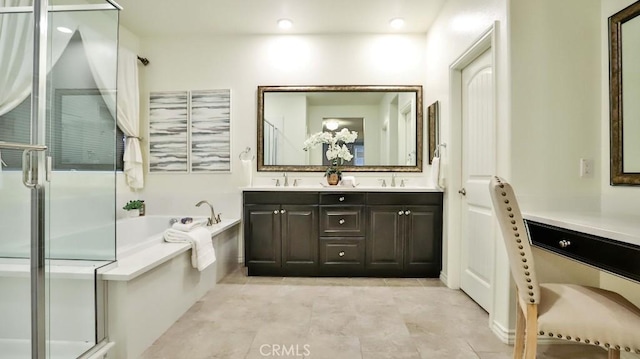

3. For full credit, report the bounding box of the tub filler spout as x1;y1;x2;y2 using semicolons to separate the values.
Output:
195;200;221;225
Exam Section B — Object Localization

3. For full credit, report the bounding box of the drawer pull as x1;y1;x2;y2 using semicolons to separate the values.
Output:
273;210;279;214
339;219;345;225
398;210;404;215
338;251;345;257
559;239;571;248
339;196;345;202
405;210;411;215
280;209;286;214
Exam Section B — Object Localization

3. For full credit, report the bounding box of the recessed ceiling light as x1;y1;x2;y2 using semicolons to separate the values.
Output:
389;18;405;29
325;120;339;131
277;19;293;30
56;26;73;34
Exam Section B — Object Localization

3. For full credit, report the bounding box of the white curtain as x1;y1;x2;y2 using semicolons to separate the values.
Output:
0;0;33;116
115;48;144;189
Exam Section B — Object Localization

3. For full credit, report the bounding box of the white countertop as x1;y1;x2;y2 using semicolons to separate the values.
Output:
242;185;443;192
523;211;640;247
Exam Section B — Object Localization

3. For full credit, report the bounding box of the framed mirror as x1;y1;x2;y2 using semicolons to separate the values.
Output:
610;1;640;185
257;85;423;172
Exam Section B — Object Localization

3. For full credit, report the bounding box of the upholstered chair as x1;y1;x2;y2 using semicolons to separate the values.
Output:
489;176;640;359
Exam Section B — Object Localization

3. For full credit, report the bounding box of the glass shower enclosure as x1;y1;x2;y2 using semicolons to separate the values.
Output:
0;1;120;358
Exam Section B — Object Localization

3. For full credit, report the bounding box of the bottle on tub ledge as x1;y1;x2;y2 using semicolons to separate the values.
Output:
139;200;145;216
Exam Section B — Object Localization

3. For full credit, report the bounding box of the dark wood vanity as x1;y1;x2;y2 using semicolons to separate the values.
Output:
524;213;640;283
243;190;443;277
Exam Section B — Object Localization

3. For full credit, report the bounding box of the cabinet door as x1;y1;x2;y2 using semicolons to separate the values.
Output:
366;206;404;273
281;205;319;275
404;205;442;277
245;205;281;275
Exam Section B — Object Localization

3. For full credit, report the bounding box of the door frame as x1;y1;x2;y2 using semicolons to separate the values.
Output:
446;22;498;292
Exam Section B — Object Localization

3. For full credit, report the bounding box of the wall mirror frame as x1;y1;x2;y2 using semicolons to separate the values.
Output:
257;85;423;173
609;1;640;185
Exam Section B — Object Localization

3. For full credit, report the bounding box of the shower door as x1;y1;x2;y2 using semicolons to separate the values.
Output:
0;1;119;358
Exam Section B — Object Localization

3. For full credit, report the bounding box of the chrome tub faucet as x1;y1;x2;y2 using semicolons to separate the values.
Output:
195;200;221;225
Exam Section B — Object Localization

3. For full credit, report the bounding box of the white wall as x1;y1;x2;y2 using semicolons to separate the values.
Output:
510;0;601;212
263;93;307;165
423;0;510;335
124;33;427;217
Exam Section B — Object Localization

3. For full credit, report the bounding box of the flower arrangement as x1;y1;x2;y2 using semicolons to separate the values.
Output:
303;128;358;180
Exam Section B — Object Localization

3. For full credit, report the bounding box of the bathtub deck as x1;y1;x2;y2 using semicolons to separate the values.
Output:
102;218;240;281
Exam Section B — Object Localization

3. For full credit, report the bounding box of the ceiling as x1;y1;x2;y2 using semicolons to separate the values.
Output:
115;0;445;37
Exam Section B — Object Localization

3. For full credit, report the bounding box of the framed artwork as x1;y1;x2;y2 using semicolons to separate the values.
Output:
191;89;231;172
149;91;189;172
149;89;231;173
427;100;439;164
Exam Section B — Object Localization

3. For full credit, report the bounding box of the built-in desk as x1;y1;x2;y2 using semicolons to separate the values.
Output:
523;212;640;283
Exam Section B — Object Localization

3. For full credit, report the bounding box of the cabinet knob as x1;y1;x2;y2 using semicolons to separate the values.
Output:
398;210;404;215
339;196;345;202
338;251;345;257
339;219;345;225
273;210;279;215
280;209;286;214
559;239;571;248
405;210;411;215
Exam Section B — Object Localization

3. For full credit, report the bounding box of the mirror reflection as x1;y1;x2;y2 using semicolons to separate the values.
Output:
610;1;640;185
258;85;423;172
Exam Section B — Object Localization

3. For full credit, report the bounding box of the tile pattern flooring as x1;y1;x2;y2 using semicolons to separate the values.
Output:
141;268;610;359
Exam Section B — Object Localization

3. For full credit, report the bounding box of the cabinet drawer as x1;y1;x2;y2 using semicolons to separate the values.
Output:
526;220;640;282
244;191;318;205
320;206;365;236
319;238;365;267
366;192;442;206
320;193;365;205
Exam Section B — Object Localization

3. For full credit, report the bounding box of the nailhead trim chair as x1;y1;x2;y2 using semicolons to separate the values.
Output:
489;176;640;359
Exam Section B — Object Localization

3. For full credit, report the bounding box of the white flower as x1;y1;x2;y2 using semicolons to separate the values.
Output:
303;128;358;165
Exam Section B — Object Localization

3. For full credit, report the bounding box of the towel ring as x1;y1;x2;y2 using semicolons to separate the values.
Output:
434;143;447;158
239;147;254;161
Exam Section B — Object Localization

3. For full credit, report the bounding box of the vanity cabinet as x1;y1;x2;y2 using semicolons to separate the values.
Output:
244;192;318;276
367;193;442;277
318;193;366;275
243;190;443;277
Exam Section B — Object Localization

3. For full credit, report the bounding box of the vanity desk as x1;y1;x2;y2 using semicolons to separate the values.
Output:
242;187;443;278
524;212;640;283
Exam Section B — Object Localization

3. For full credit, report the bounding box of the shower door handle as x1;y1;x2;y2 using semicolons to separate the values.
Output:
0;141;48;189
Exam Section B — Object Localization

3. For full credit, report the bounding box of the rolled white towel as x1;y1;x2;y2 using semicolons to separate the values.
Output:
431;156;444;190
163;227;216;271
171;218;208;232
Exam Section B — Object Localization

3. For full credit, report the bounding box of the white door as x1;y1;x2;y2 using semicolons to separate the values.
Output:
459;48;495;312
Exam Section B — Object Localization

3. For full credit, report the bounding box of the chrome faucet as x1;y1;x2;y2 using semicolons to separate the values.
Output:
283;172;289;187
390;173;397;187
195;200;221;225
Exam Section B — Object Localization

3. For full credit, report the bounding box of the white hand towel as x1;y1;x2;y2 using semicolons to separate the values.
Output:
241;159;253;186
171;218;208;232
163;227;216;271
431;156;443;190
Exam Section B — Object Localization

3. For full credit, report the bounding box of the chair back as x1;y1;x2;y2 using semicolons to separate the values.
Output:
489;176;540;304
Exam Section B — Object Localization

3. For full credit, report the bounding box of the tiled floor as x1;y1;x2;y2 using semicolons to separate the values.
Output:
141;268;609;359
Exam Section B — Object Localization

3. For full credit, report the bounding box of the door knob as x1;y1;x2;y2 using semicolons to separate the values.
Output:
280;209;286;214
273;210;279;214
458;188;466;196
398;210;404;215
405;210;411;215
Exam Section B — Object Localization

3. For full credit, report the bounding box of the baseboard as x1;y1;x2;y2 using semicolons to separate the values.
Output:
491;320;512;344
439;271;448;287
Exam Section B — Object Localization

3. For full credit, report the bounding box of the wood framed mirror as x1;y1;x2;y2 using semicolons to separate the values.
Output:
257;85;423;173
610;1;640;185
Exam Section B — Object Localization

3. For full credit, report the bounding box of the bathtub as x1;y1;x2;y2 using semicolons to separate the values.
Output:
104;215;240;359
